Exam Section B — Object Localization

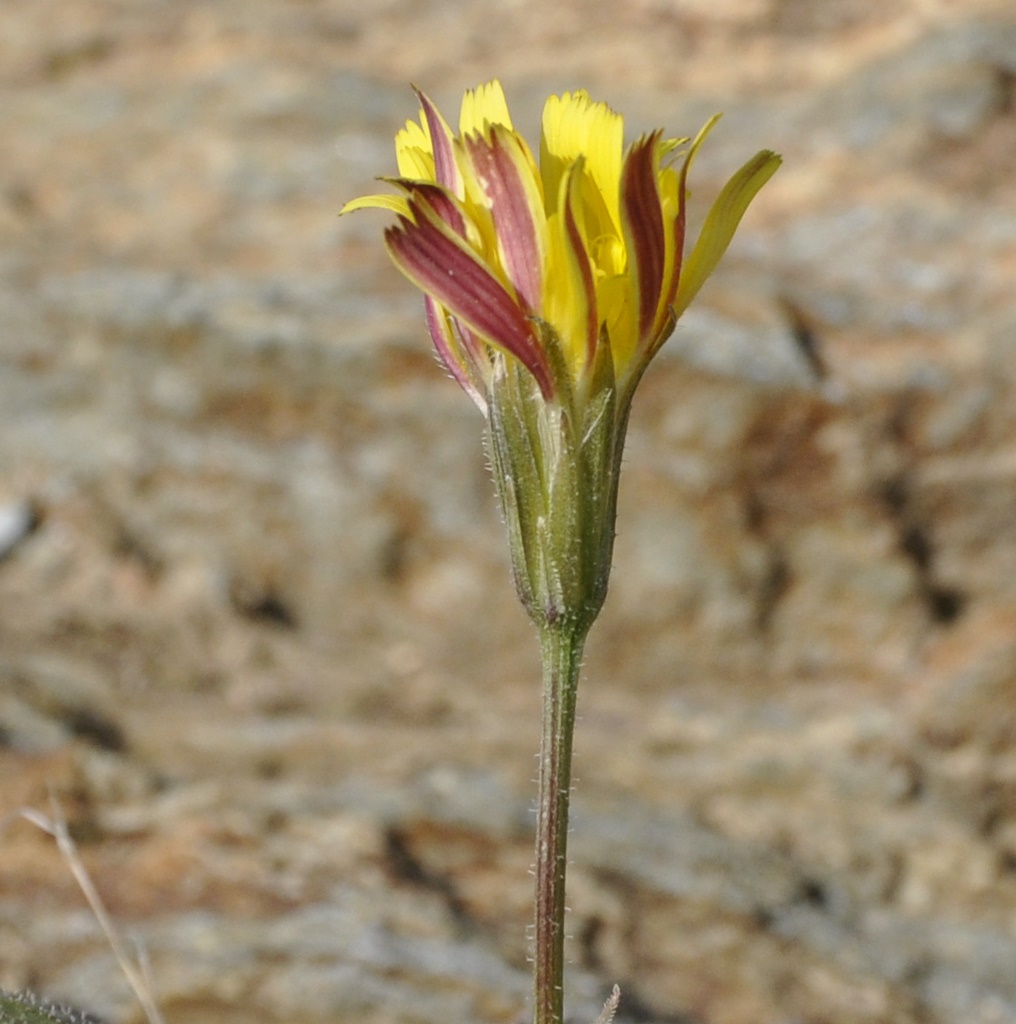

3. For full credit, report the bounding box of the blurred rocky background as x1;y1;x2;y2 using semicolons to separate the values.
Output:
3;0;1016;1022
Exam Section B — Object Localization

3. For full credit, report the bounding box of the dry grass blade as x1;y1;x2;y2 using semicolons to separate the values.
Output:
9;801;166;1024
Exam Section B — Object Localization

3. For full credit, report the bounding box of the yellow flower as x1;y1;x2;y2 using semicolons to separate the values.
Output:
343;80;780;416
343;81;779;630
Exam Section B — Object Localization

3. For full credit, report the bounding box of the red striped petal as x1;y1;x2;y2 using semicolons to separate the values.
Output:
621;132;666;342
463;127;544;312
424;295;488;412
561;163;598;370
395;180;467;237
662;178;687;317
658;128;708;323
385;204;554;398
414;88;462;197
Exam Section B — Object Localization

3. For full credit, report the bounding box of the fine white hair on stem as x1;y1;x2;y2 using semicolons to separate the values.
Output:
3;799;166;1024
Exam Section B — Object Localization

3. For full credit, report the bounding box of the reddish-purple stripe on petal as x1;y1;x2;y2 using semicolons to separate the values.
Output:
386;210;554;398
662;200;686;315
464;128;543;312
661;152;691;315
400;180;467;237
424;295;487;412
415;88;462;197
622;133;666;341
562;168;598;369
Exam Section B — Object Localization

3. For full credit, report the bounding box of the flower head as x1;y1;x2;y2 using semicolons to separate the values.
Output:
343;81;779;629
343;80;780;416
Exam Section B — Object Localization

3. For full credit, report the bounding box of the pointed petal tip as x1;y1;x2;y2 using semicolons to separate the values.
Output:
383;202;554;399
739;149;783;196
672;145;782;317
340;193;411;217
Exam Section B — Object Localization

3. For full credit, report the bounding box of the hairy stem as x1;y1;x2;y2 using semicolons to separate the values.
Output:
533;621;587;1024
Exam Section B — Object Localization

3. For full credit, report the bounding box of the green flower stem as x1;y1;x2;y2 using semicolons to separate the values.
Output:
534;619;588;1024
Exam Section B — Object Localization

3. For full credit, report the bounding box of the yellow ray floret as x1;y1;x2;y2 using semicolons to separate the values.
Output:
341;79;780;412
460;80;514;136
541;91;623;236
395;117;434;180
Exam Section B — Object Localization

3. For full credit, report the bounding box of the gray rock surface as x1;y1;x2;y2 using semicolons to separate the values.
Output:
3;1;1016;1022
